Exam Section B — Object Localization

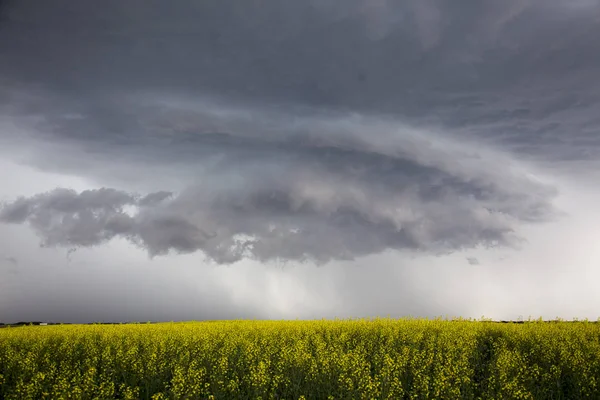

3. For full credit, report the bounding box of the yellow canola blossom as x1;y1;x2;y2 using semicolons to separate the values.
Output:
0;318;599;399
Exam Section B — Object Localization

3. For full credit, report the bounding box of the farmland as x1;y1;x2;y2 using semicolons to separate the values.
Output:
1;318;599;399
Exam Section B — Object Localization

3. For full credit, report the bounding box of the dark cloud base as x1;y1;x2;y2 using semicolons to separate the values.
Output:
0;136;558;264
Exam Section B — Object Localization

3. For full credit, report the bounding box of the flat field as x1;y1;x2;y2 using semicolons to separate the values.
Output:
1;318;599;399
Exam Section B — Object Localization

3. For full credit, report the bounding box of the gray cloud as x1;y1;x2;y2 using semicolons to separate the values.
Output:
0;0;575;266
2;1;599;108
1;0;600;171
0;120;558;264
138;191;174;207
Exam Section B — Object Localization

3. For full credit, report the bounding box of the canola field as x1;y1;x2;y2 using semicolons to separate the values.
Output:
1;318;599;399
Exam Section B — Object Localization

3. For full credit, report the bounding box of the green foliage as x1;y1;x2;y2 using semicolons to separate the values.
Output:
0;318;599;399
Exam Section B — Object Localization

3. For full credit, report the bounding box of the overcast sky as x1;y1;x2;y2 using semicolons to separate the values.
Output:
1;0;600;323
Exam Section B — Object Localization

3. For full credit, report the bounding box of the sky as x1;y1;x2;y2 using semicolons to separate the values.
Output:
1;0;600;323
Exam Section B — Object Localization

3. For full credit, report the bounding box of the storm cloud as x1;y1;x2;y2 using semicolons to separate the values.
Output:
1;0;599;322
0;107;558;264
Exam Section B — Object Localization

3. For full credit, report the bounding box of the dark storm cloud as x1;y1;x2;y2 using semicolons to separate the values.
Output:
1;0;599;164
1;0;599;107
0;119;558;264
0;0;593;264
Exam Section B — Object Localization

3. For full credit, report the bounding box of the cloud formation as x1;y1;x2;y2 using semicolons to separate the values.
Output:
2;0;600;175
0;107;558;264
1;0;583;267
2;0;599;108
2;0;600;323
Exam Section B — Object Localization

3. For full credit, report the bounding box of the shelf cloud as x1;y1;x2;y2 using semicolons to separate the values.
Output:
0;103;558;264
